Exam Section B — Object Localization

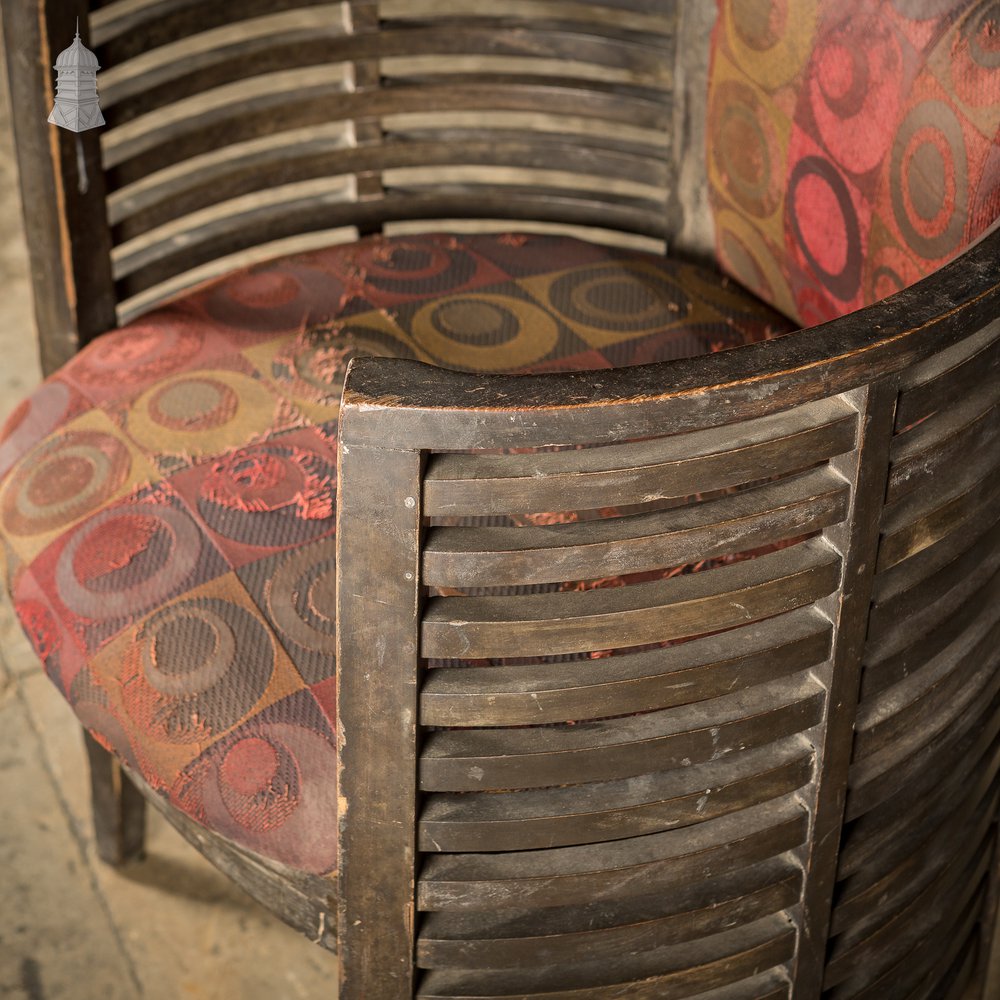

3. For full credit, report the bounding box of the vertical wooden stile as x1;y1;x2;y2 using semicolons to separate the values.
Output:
336;399;423;1000
977;851;1000;999
793;378;899;998
669;0;716;261
4;0;116;373
348;0;386;228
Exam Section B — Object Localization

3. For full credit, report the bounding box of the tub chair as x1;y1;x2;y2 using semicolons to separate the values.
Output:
2;1;999;997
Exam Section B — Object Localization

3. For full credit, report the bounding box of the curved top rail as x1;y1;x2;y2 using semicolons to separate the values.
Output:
339;225;1000;451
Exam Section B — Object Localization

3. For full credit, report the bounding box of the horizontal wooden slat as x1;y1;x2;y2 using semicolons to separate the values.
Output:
824;852;989;997
854;612;1000;761
380;52;668;91
846;660;1000;822
100;6;352;107
103;75;670;175
418;795;807;911
837;723;1000;885
382;109;671;150
100;17;672;105
416;915;794;999
420;673;823;792
924;942;980;1000
869;896;984;1000
92;0;338;49
417;858;799;969
106;31;673;131
424;397;855;517
109;132;665;233
102;64;355;168
420;607;831;727
891;354;1000;457
114;185;668;297
419;737;812;850
418;968;792;1000
830;783;997;940
877;461;1000;572
372;185;663;232
862;564;1000;700
92;0;207;45
108;95;671;196
870;512;1000;628
111;176;357;279
827;808;993;974
829;898;986;1000
382;217;666;255
382;164;662;201
894;319;1000;430
381;0;675;37
423;467;847;588
857;523;1000;668
421;537;840;660
887;379;1000;503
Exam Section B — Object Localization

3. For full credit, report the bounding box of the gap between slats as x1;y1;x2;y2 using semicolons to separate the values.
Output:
415;914;794;999
829;784;997;950
417;795;808;911
419;672;823;792
417;857;800;970
419;735;814;850
837;719;1000;884
421;536;840;660
423;397;855;517
420;606;831;727
423;466;848;589
380;0;676;38
845;667;1000;822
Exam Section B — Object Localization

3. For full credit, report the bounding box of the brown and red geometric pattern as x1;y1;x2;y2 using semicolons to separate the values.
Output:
708;0;1000;325
0;233;793;874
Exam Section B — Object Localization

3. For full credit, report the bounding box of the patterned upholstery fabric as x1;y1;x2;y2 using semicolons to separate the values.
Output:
708;0;1000;325
0;233;793;874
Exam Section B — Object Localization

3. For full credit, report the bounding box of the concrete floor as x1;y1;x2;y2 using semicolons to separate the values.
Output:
0;36;338;1000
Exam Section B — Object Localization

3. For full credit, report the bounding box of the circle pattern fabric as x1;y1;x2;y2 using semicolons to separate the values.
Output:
122;596;276;744
0;231;793;875
55;504;204;622
0;429;131;537
709;0;1000;324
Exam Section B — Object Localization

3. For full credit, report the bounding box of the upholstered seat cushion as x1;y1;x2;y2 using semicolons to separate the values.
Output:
707;0;1000;325
0;232;794;875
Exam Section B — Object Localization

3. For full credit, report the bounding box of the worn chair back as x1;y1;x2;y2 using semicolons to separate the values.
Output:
8;0;688;373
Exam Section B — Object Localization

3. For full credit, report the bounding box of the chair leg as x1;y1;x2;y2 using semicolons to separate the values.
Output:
83;730;146;866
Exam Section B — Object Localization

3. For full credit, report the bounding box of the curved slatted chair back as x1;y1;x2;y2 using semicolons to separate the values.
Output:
335;220;1000;998
5;0;686;373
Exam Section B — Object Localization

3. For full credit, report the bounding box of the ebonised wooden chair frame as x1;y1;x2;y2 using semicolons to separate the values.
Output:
4;2;999;997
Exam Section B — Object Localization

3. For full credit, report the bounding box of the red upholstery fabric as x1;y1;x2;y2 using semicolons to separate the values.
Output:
0;233;793;874
708;0;1000;325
